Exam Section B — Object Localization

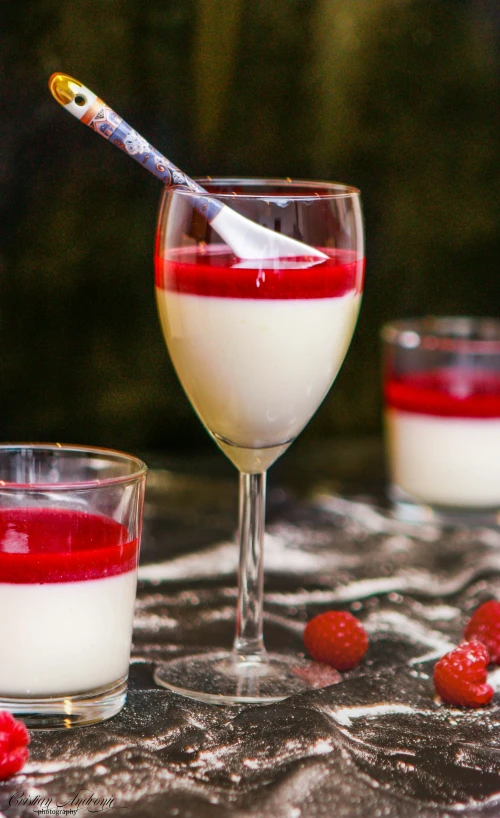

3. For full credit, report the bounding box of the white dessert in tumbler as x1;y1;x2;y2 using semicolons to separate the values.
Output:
0;507;139;697
385;370;500;508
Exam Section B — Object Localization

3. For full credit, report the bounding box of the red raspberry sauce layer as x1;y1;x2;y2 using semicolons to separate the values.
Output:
155;246;365;300
0;508;138;584
385;370;500;419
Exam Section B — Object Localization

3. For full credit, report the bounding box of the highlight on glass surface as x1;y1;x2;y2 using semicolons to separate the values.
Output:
382;316;500;525
154;178;365;704
0;444;147;729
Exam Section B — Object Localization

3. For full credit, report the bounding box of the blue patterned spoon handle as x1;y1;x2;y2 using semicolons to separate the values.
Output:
48;73;222;221
49;73;329;261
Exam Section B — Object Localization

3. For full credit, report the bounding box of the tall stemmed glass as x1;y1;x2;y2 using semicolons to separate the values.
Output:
154;179;364;704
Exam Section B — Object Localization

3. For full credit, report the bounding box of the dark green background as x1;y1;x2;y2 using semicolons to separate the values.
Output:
1;0;499;455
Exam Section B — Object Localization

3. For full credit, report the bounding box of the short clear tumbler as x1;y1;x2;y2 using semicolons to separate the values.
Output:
0;444;147;728
383;316;500;524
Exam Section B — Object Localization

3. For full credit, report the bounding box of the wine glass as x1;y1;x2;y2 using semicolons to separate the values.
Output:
153;179;364;704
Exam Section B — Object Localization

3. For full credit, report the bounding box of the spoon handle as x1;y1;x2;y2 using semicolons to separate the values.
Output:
48;73;328;261
48;73;221;219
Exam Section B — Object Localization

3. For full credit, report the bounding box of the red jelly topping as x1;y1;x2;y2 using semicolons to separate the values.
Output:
0;508;138;584
385;370;500;419
155;246;365;300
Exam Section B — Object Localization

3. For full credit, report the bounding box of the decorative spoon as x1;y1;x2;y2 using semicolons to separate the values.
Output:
48;73;327;261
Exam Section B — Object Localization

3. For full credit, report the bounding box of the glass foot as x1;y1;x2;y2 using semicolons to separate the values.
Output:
154;652;341;705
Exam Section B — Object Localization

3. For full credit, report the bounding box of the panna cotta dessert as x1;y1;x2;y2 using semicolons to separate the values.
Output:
155;246;364;472
385;369;500;508
0;507;139;697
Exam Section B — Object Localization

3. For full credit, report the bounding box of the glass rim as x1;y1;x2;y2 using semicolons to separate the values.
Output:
0;443;148;492
166;177;361;201
381;316;500;353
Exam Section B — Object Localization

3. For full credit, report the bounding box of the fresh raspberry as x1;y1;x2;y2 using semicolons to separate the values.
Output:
303;610;369;671
463;600;500;664
0;712;30;780
434;641;494;708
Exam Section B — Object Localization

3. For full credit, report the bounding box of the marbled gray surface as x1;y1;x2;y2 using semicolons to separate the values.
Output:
2;465;500;817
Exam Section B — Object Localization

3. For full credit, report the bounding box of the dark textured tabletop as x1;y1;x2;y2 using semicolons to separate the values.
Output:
3;439;500;817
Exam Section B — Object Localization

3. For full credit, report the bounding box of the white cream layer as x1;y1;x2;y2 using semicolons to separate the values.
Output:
386;409;500;507
157;290;360;464
0;569;137;697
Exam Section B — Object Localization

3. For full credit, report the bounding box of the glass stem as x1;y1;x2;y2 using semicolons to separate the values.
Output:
233;471;268;663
